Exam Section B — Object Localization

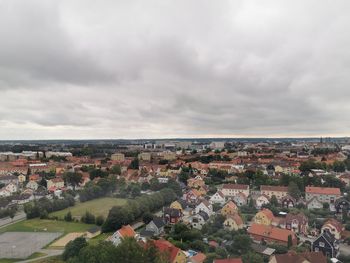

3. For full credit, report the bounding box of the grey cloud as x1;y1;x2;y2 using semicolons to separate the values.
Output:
0;0;350;139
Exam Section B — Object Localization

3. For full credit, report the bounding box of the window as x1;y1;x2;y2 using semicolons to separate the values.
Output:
319;242;325;247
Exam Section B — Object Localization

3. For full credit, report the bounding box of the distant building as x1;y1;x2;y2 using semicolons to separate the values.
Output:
111;153;125;162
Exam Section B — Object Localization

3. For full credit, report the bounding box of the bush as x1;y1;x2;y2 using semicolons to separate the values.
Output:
96;215;105;226
81;211;95;224
64;211;73;222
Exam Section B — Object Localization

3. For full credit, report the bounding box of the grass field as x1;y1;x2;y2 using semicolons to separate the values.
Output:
0;252;47;263
0;219;93;234
30;256;63;263
50;197;127;219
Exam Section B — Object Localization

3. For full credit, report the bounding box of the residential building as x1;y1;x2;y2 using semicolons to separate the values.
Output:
281;212;308;235
210;191;226;205
221;201;238;216
260;185;288;200
321;218;343;240
281;195;296;208
190;211;209;230
233;192;248;206
110;225;136;246
164;207;182;224
138;152;151;162
152;239;186;263
145;217;165;236
256;194;270;209
253;208;275;226
221;184;250;198
223;213;244;231
305;187;341;207
248;223;297;246
111;153;125;162
195;200;213;216
269;251;327;263
312;231;339;258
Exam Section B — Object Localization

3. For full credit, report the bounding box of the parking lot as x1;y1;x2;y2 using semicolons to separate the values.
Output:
0;232;61;259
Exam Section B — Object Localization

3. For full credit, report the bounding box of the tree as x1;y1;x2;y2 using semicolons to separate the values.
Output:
142;212;153;224
64;172;83;190
110;165;122;175
96;215;105;226
129;158;139;170
242;252;264;263
230;234;251;254
62;237;87;261
64;211;73;222
81;211;95;224
287;234;293;248
288;181;301;200
270;195;279;207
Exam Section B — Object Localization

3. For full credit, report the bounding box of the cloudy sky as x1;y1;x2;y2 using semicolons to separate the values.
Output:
0;0;349;139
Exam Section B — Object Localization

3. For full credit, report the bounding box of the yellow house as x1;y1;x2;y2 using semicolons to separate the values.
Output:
187;177;205;188
18;174;26;183
223;213;244;231
221;201;238;216
170;201;183;212
173;250;186;263
252;208;274;226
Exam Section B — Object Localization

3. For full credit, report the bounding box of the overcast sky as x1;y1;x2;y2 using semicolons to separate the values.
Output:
0;0;349;139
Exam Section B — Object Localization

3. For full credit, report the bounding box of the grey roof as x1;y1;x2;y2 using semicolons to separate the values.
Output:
152;217;165;228
198;211;209;221
139;229;155;237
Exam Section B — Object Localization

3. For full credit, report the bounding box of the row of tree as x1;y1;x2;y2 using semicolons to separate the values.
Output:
63;237;169;263
102;188;177;232
24;194;75;219
79;177;117;202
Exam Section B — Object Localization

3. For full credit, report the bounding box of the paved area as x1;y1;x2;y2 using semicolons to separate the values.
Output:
18;249;63;263
0;232;61;259
50;232;85;247
0;212;26;228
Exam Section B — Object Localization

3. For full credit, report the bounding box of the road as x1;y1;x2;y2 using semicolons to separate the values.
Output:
0;211;26;228
17;249;63;263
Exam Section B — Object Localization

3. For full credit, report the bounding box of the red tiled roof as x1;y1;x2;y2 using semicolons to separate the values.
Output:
222;184;249;190
190;252;207;263
118;225;136;238
248;223;296;243
153;239;181;262
305;186;340;195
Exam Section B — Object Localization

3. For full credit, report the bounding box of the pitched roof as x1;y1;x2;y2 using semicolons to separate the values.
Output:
305;186;341;195
259;208;274;220
248;223;295;242
118;225;136;238
222;184;249;190
198;211;209;221
190;252;206;263
152;217;165;228
322;218;343;233
214;259;243;263
153;239;181;262
226;213;243;226
273;251;326;263
260;185;288;192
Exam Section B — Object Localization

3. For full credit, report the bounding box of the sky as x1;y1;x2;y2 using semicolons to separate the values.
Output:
0;0;350;140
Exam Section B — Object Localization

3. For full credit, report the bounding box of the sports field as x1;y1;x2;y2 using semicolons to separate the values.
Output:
50;197;127;219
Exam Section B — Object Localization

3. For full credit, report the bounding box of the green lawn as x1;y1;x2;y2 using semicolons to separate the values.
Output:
30;256;63;263
0;252;47;263
50;197;127;219
0;219;93;234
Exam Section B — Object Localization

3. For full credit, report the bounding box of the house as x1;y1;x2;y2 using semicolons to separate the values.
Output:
306;196;323;210
26;180;39;190
189;252;207;263
248;223;297;246
210;191;226;205
152;239;186;263
223;213;244;231
164;207;182;224
0;175;19;185
195;200;213;216
221;184;249;199
281;195;296;208
305;187;341;208
260;185;288;200
145;217;165;236
4;182;17;194
0;188;11;197
190;211;209;229
233;192;248;206
170;200;184;212
269;251;327;263
253;208;275;226
110;225;136;246
339;173;350;186
256;194;270;209
187;176;205;188
183;189;201;205
85;226;101;239
312;231;339;258
47;178;64;190
321;218;343;240
334;196;350;214
221;201;238;216
281;212;308;235
18;174;26;183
